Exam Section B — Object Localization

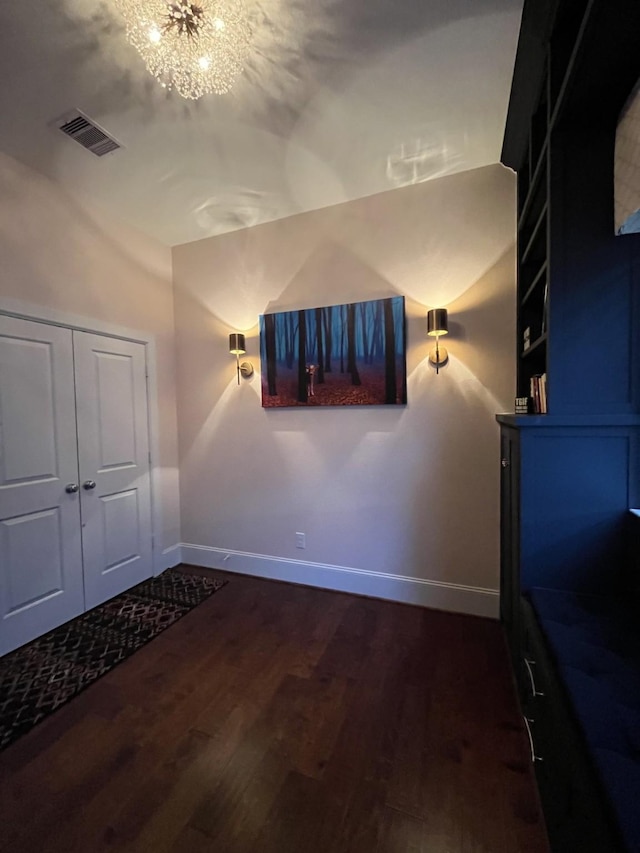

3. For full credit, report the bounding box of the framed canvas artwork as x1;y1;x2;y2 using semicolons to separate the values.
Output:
259;296;407;407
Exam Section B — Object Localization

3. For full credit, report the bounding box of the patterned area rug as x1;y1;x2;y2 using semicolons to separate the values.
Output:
0;569;226;751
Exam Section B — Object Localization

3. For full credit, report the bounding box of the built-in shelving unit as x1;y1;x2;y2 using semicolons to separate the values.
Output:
499;1;640;848
510;0;640;415
516;52;549;408
502;0;640;669
513;0;592;409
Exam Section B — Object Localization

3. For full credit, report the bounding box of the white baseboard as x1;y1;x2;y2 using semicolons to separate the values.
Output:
156;544;183;575
179;544;499;619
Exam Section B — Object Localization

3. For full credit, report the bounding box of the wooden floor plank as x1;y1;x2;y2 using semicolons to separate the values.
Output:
0;568;549;853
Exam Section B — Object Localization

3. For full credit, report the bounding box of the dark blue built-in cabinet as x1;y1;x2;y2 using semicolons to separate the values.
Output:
499;0;640;671
498;1;640;850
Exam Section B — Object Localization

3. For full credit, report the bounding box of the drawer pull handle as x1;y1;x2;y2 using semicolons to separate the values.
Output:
523;716;543;764
524;658;545;697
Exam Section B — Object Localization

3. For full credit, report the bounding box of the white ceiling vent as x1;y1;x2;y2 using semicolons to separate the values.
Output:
54;110;122;157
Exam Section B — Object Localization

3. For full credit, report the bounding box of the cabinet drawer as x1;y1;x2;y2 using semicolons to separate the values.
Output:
520;598;625;852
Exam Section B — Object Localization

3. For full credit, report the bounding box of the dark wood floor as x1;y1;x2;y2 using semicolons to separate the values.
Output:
0;568;549;853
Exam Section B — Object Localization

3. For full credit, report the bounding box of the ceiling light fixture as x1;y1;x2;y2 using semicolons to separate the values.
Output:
115;0;251;99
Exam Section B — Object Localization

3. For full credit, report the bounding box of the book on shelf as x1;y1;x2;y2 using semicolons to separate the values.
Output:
529;373;547;414
523;326;531;351
540;372;547;413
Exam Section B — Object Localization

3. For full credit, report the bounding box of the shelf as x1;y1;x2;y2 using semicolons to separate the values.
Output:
548;0;594;128
518;140;548;231
521;332;547;359
497;413;640;428
529;65;549;175
521;202;548;266
521;262;548;306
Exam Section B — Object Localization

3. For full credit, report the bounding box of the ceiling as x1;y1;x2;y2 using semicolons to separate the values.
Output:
0;0;523;247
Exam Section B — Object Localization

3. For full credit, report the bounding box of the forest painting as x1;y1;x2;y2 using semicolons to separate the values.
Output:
260;296;407;407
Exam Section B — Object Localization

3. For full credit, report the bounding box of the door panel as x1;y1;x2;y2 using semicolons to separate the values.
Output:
3;508;65;611
94;351;137;469
1;336;59;483
74;332;152;609
0;317;84;655
101;490;139;571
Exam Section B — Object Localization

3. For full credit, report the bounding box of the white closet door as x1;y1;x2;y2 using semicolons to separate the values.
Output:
73;332;153;609
0;316;84;655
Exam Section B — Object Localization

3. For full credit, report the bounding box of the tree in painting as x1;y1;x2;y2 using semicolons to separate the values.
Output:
259;296;407;407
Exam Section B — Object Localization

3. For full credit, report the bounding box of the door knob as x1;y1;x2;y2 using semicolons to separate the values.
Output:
501;458;510;468
65;483;79;494
83;480;97;490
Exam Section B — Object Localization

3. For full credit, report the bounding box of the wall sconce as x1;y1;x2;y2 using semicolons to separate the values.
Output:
229;333;254;385
427;308;449;373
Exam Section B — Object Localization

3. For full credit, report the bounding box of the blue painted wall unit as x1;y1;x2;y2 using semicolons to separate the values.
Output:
499;0;640;636
499;1;640;849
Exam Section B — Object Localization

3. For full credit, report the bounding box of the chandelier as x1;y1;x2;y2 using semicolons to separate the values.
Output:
115;0;251;99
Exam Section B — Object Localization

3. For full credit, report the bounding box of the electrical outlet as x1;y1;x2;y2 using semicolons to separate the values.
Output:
295;532;306;549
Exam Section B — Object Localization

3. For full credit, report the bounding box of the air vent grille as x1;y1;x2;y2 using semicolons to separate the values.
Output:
55;110;122;157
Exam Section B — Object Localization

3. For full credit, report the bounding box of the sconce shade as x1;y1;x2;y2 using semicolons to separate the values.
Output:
427;308;449;336
229;333;246;355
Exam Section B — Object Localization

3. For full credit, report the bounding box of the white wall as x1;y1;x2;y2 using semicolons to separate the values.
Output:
0;151;181;561
172;164;516;617
0;152;515;615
